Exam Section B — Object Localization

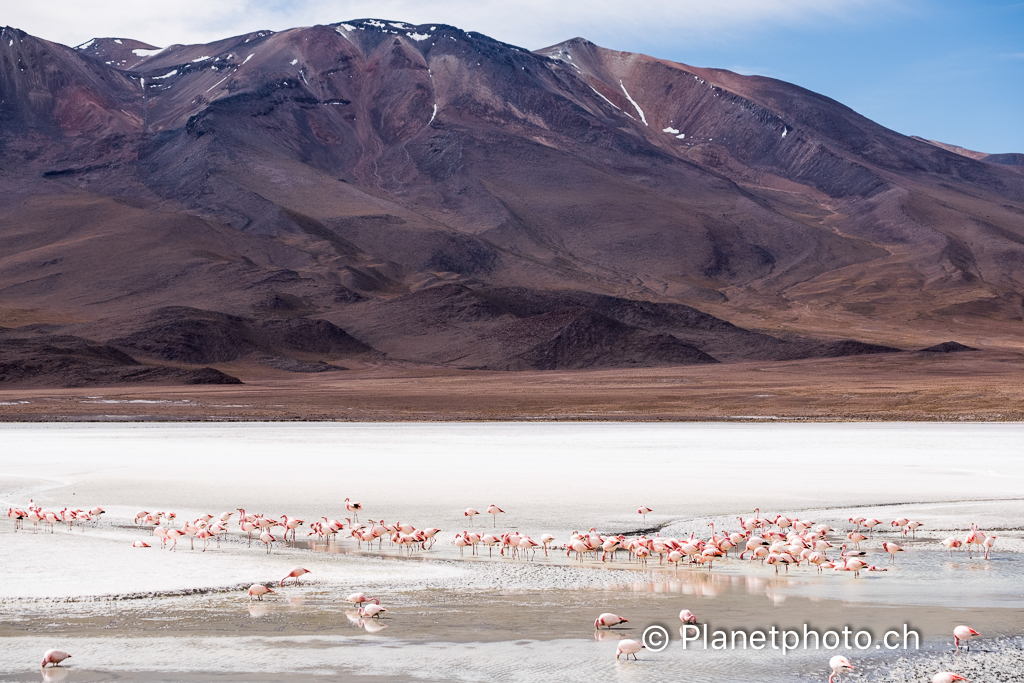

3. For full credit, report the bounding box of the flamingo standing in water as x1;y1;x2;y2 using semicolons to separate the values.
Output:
359;604;386;618
829;655;853;683
637;506;652;524
346;592;379;607
344;498;362;522
464;508;479;525
486;504;504;527
248;584;275;601
953;625;980;651
41;650;71;668
280;567;310;586
983;535;997;559
616;639;645;660
260;531;277;553
882;541;904;563
595;613;628;629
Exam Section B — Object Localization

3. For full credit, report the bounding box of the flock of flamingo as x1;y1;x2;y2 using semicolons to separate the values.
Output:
7;499;1001;679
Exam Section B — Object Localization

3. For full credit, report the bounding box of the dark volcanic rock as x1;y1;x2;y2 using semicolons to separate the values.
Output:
108;307;373;364
793;340;903;359
920;341;979;353
258;356;348;373
498;309;718;371
109;308;260;364
0;333;241;387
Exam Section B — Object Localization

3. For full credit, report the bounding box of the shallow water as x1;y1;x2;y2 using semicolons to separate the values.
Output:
2;423;1022;682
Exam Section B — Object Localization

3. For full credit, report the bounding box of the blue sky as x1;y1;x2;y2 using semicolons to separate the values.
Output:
9;0;1023;153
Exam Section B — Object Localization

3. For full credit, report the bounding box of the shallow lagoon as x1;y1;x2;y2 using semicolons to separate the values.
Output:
1;423;1021;682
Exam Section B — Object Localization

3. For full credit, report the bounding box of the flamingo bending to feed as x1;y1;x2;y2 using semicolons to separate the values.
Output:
346;592;379;606
132;540;150;548
248;584;275;601
953;625;980;651
41;650;71;668
829;655;853;683
359;604;387;618
594;613;628;629
540;534;555;556
680;609;697;624
933;675;968;683
616;639;645;660
281;567;310;586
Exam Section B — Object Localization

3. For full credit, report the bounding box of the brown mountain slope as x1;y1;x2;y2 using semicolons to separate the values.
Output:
0;20;1022;385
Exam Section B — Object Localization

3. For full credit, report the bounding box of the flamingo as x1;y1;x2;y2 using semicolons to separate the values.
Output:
132;540;151;548
941;537;962;555
344;498;362;522
933;674;968;683
260;531;277;554
595;613;628;629
616;639;645;660
637;506;652;523
454;534;469;556
195;529;213;551
359;604;387;618
906;520;923;538
281;516;304;543
165;528;184;552
485;504;505;527
540;534;555;556
829;655;853;683
240;520;257;547
847;532;868;549
280;567;311;586
464;508;479;525
882;541;904;563
953;625;980;651
680;610;696;624
346;592;379;606
41;650;71;668
982;535;996;560
248;584;275;601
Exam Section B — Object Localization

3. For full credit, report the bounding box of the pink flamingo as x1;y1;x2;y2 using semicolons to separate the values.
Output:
595;613;628;629
829;655;853;683
932;675;968;683
637;506;652;523
486;504;504;527
41;650;71;668
344;498;361;522
953;625;980;651
616;639;645;660
346;592;379;606
248;584;275;601
359;604;386;618
882;541;904;563
280;567;310;586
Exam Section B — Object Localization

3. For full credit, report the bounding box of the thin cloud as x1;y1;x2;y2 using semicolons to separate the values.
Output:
9;0;886;51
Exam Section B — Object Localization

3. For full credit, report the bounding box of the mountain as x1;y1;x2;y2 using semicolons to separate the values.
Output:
1;20;1022;386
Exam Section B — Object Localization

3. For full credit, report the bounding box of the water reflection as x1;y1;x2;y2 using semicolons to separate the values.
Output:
40;668;69;683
